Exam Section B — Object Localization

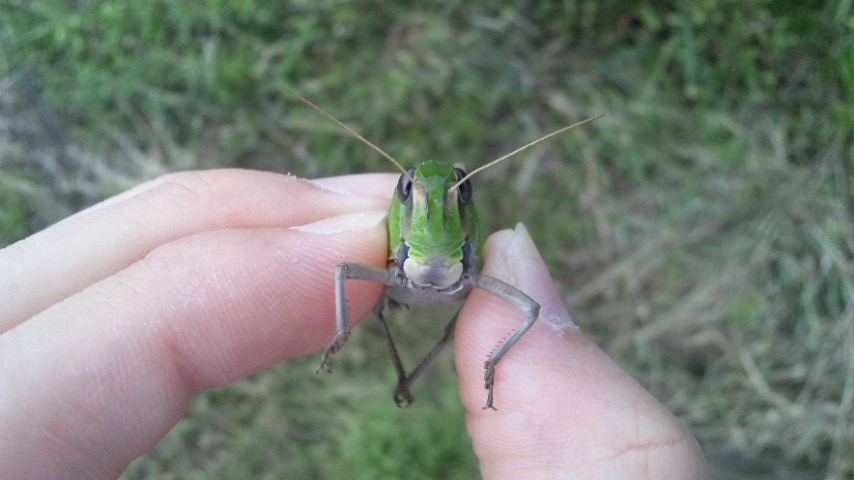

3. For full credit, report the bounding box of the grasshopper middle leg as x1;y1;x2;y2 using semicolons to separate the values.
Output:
376;305;459;407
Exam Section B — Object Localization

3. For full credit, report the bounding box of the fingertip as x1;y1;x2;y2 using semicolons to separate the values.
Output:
142;222;389;385
483;223;579;333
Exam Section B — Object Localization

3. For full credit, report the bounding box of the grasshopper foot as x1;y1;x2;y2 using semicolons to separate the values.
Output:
482;360;497;411
394;384;415;408
316;329;350;373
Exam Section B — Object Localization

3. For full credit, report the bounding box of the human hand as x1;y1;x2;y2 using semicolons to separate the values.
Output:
0;169;704;478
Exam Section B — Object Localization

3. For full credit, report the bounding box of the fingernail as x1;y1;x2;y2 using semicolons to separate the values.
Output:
487;223;580;333
310;174;395;199
308;177;361;196
289;209;387;235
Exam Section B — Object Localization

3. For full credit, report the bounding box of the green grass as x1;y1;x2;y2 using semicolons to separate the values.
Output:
2;0;853;478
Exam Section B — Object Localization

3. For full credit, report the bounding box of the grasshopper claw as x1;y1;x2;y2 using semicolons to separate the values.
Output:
394;385;415;408
317;330;350;373
482;360;497;410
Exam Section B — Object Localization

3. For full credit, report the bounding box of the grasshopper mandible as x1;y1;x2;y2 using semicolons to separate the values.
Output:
289;89;600;410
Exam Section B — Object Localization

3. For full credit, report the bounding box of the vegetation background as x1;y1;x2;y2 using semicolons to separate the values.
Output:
2;1;852;478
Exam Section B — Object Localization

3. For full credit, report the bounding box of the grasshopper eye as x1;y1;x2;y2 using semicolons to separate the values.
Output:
397;167;416;202
453;167;472;203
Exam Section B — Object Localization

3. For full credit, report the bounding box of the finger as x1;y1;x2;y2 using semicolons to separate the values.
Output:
455;224;704;479
0;213;387;479
0;169;396;330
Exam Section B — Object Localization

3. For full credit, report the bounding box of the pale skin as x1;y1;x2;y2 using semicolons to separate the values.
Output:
0;169;705;479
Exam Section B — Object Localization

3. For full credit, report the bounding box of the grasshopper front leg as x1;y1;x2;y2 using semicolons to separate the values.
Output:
475;275;540;410
317;263;392;373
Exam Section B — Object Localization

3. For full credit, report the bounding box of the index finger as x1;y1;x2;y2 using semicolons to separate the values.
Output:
0;169;394;329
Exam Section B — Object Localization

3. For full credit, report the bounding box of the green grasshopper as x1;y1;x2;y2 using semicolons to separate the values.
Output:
290;90;600;410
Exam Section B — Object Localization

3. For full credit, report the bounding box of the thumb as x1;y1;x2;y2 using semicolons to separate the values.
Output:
454;224;705;479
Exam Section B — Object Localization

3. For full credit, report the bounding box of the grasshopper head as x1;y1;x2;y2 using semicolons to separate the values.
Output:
392;161;476;289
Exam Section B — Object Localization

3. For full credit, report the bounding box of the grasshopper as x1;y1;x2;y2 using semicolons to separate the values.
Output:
290;90;600;410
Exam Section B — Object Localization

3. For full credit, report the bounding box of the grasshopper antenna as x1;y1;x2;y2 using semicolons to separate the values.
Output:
449;114;605;191
284;86;412;179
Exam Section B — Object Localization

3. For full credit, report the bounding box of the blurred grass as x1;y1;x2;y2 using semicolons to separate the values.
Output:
2;0;853;478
